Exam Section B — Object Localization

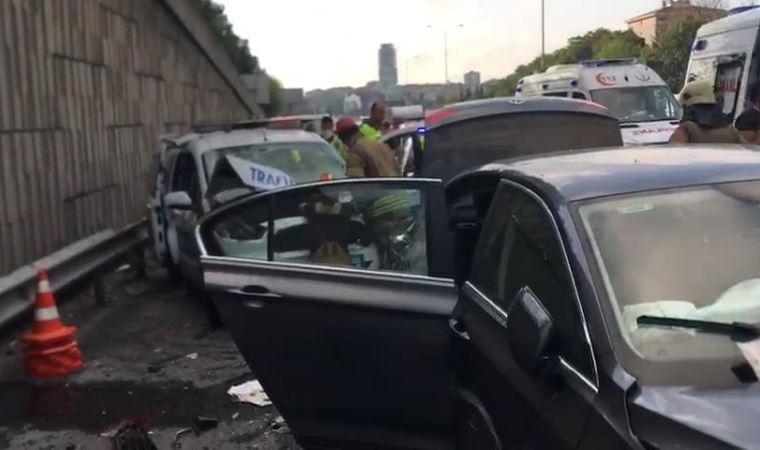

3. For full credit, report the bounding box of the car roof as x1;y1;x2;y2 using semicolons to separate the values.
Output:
425;96;615;130
381;121;423;142
455;145;760;202
186;128;325;154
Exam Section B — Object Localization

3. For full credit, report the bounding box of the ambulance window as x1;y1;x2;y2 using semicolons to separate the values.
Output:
715;57;745;118
543;92;568;98
572;92;587;100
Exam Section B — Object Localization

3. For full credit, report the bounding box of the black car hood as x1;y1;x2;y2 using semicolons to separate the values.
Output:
629;384;760;449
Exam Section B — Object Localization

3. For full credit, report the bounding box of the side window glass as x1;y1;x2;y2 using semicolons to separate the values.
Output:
171;154;188;192
271;184;428;275
207;198;270;261
205;183;430;276
185;157;202;206
472;183;594;379
469;186;521;299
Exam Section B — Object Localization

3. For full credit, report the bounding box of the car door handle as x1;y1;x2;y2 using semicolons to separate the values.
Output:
229;285;283;299
449;318;470;341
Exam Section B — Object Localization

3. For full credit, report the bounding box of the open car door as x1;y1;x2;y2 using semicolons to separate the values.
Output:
197;178;456;450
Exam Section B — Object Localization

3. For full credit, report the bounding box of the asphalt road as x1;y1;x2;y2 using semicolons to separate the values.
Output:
0;261;300;450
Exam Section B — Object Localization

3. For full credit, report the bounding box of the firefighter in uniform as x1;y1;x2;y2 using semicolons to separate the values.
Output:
669;80;743;144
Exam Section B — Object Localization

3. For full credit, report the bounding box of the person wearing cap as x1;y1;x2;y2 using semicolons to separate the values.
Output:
669;80;742;144
735;80;760;144
335;116;400;178
320;116;349;162
359;102;386;141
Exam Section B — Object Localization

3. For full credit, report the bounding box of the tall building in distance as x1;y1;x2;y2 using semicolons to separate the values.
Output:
378;44;398;89
464;71;481;94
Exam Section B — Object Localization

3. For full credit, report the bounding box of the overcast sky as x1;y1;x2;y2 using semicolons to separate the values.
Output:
216;0;746;90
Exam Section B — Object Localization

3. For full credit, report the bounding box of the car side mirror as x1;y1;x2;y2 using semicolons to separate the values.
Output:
164;191;193;210
506;287;554;376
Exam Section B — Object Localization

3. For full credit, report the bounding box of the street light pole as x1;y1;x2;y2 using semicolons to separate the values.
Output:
541;0;546;70
429;24;463;84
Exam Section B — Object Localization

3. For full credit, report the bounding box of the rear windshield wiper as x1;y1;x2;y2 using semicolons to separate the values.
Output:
637;316;760;343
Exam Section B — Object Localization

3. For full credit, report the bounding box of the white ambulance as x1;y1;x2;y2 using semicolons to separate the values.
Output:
516;59;681;145
685;6;760;123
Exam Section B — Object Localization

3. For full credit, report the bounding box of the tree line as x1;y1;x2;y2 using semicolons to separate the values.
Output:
191;0;284;115
485;18;708;97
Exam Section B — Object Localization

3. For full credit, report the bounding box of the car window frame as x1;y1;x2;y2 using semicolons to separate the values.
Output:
197;177;452;281
468;179;599;391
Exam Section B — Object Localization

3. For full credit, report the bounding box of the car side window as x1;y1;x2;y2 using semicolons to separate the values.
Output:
469;186;521;299
171;152;202;208
470;183;594;380
171;153;189;193
185;156;202;207
205;182;430;276
572;92;587;100
207;197;271;261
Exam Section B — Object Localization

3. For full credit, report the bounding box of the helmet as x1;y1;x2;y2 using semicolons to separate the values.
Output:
335;117;359;136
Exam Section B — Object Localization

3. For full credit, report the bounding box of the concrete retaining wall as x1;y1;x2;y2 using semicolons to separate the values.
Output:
0;0;260;274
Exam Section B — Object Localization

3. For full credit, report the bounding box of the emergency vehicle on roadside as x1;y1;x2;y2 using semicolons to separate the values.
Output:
516;59;681;145
685;6;760;123
148;121;347;292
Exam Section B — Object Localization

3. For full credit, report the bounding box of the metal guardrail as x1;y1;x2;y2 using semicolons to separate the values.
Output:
0;220;148;332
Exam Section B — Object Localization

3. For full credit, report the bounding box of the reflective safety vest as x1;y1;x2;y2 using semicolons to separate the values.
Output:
359;123;382;141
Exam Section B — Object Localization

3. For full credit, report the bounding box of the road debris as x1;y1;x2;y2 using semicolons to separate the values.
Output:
227;380;271;406
185;352;199;360
191;416;219;434
173;427;193;447
101;419;157;450
271;416;286;432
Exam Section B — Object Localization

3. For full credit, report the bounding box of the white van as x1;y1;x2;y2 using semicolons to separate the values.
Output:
686;7;760;123
516;59;681;145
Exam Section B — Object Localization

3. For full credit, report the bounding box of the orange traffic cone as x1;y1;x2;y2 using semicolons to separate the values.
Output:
21;269;83;379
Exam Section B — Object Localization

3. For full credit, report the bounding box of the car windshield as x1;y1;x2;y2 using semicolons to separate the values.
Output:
203;141;345;188
578;181;760;370
590;86;681;123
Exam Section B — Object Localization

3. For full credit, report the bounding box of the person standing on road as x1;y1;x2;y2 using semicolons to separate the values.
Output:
320;116;349;162
335;117;399;177
359;102;386;141
735;80;760;144
669;80;742;144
